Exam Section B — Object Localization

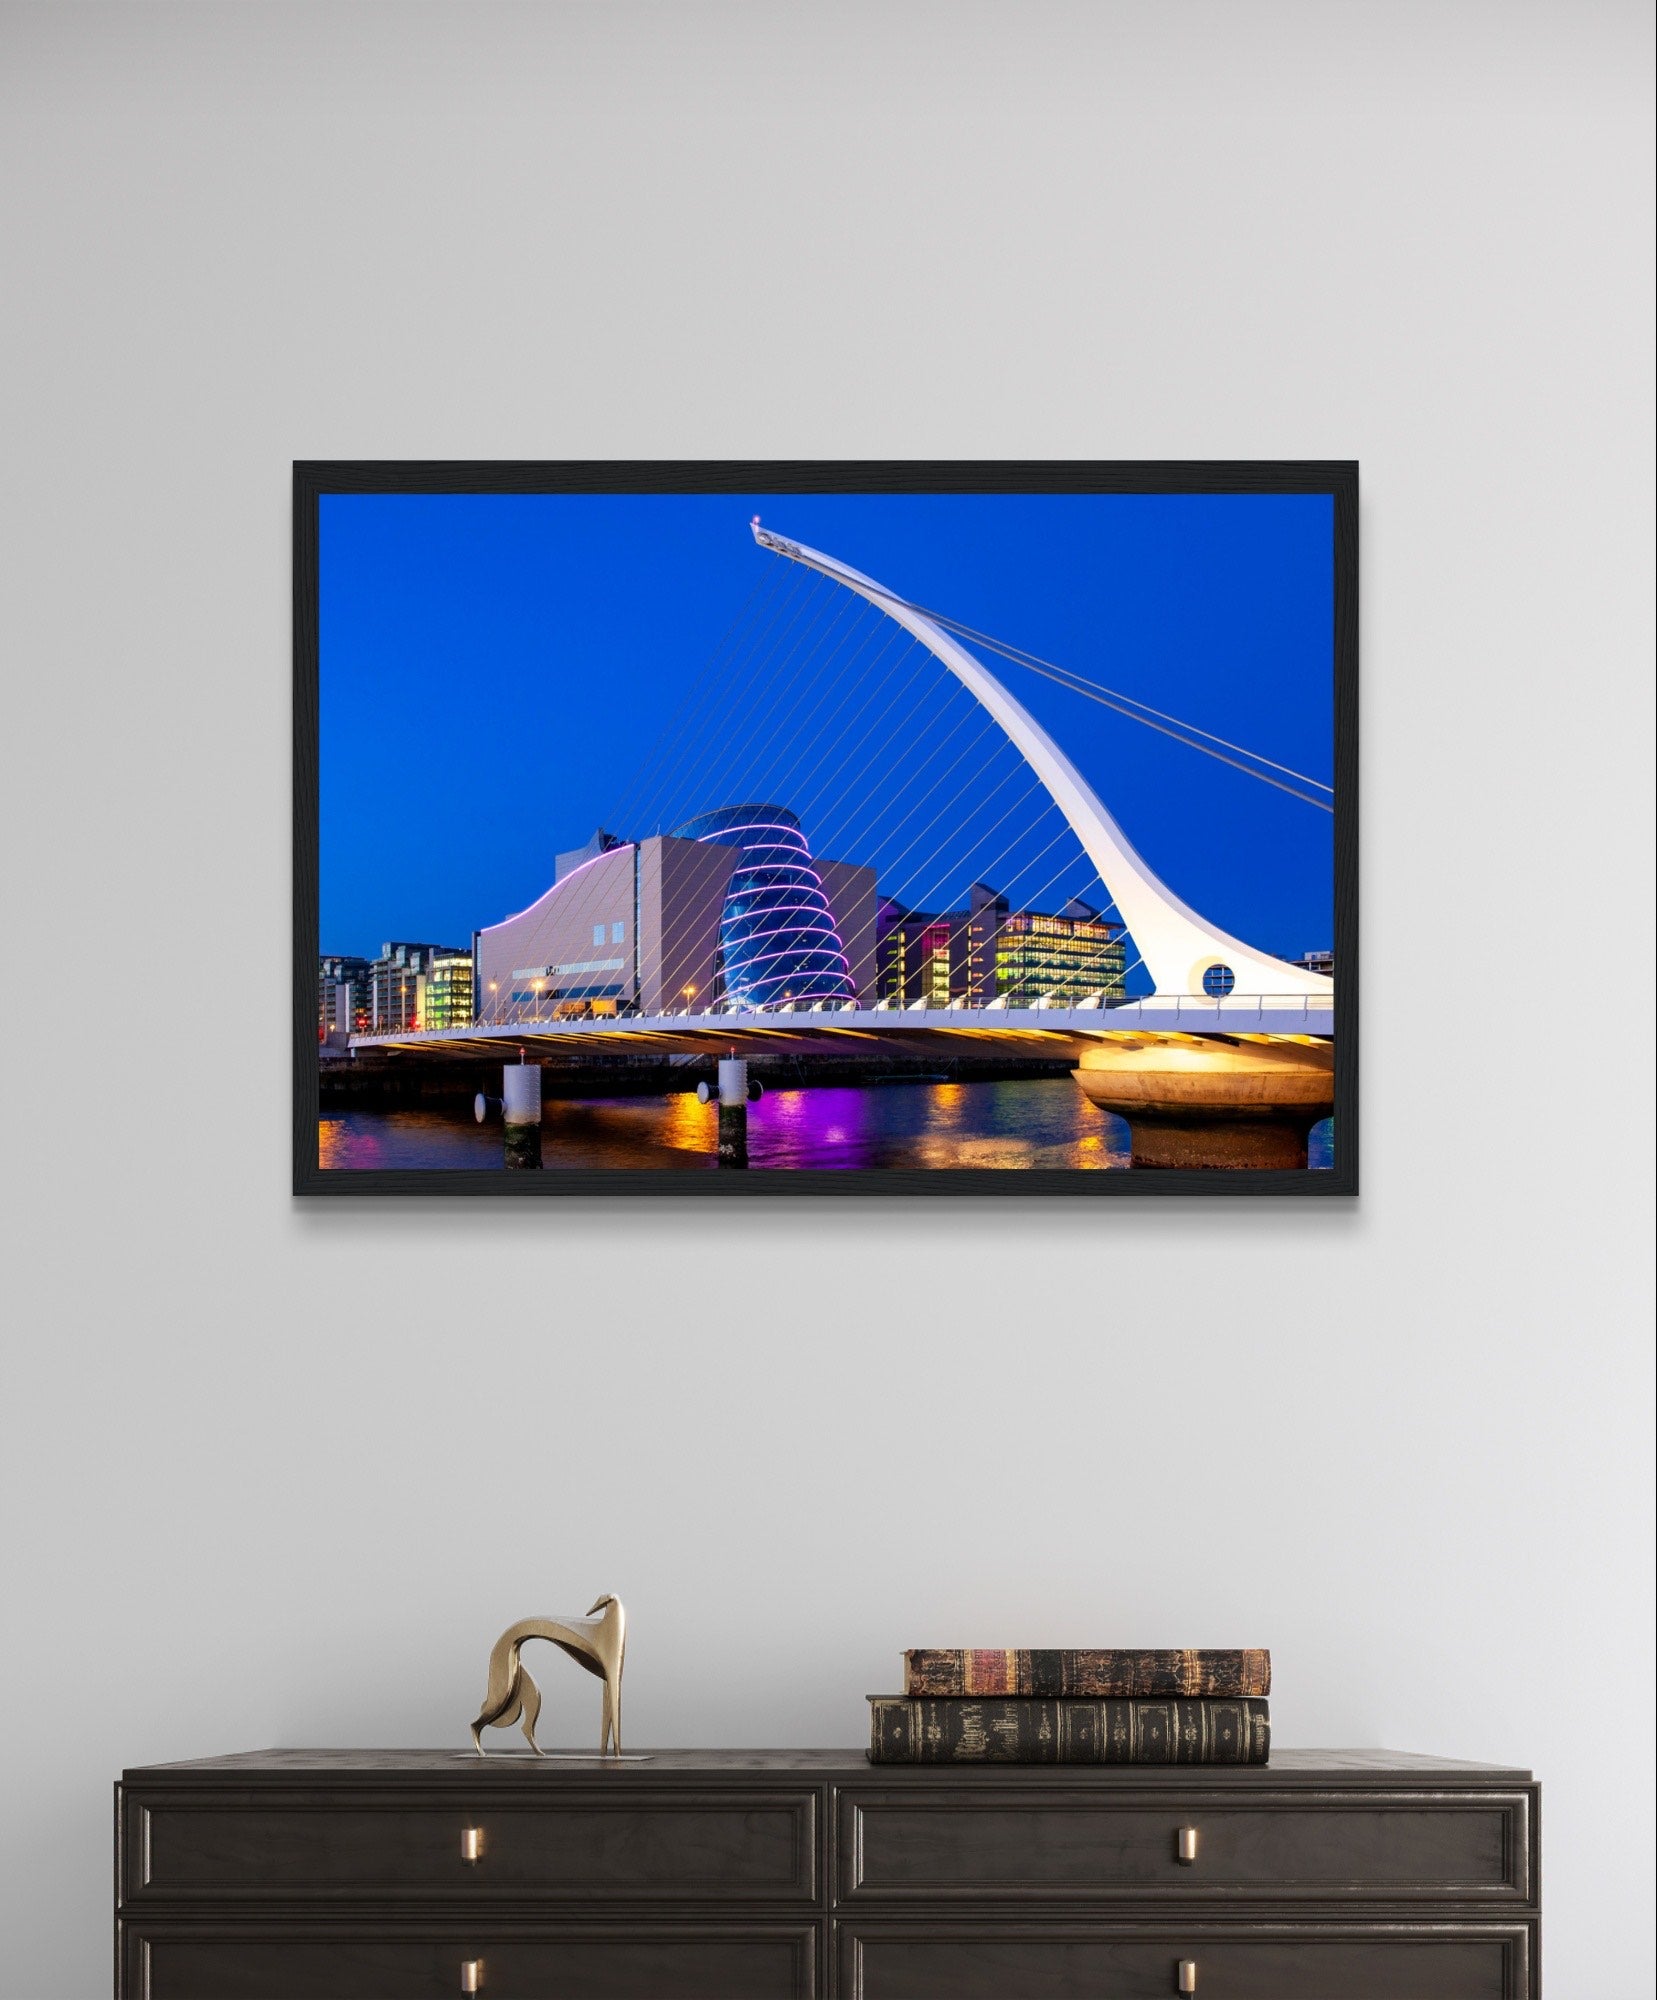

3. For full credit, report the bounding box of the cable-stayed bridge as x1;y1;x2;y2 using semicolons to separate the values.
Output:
346;524;1336;1167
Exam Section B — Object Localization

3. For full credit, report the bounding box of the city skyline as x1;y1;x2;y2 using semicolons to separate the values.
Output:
319;492;1334;970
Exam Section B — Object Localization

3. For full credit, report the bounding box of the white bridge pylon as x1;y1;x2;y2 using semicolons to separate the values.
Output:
752;523;1334;1002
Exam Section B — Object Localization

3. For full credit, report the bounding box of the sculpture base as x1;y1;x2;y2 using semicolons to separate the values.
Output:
463;1750;653;1761
1073;1034;1333;1172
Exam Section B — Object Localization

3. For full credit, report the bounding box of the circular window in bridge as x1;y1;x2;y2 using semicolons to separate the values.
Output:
1202;962;1236;997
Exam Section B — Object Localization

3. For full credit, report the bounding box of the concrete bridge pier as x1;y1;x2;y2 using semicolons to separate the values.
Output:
502;1058;543;1170
717;1057;750;1167
1073;1035;1334;1170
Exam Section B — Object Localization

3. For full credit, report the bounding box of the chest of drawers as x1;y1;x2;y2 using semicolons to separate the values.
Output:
115;1748;1538;1997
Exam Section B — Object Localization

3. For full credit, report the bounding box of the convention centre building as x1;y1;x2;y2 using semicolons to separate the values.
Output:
473;805;877;1022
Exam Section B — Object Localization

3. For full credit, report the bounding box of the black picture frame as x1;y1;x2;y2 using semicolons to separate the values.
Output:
295;460;1357;1197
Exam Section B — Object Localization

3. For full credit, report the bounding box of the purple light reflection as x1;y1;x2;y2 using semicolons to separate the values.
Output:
745;1086;880;1170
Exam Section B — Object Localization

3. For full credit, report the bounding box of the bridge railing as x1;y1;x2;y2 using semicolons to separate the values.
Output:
1113;992;1334;1021
352;991;1334;1038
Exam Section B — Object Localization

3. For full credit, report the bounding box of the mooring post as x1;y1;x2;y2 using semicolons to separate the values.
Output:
716;1056;749;1168
502;1054;542;1170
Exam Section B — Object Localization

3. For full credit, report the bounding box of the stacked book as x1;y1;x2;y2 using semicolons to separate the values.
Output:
869;1648;1271;1765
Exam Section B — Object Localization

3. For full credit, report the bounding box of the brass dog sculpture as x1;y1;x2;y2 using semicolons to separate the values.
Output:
471;1594;626;1756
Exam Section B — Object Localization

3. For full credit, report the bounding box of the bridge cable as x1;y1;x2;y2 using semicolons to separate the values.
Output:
643;617;925;1000
718;596;1127;1005
648;615;1069;1015
653;615;1023;1007
923;610;1332;794
786;670;1157;1006
639;582;1002;986
961;642;1334;813
784;562;1334;811
487;563;826;1022
716;567;1282;1002
584;579;898;1015
503;574;1143;1023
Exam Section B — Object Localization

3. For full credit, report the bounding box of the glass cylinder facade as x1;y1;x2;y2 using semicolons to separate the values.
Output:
672;804;855;1009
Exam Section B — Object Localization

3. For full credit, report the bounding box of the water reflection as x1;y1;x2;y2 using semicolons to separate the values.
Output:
318;1082;1335;1174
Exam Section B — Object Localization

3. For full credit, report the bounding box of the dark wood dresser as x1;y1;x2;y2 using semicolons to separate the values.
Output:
115;1748;1539;1997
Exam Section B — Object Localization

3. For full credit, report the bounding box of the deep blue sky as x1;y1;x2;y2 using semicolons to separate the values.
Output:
320;491;1333;973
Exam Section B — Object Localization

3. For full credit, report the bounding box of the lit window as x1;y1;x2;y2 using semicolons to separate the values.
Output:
1202;963;1236;997
611;921;624;944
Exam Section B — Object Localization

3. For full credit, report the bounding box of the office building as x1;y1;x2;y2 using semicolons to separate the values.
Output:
990;893;1126;1005
422;952;474;1029
369;941;468;1033
873;902;952;1005
872;883;1125;1006
318;954;371;1038
874;898;912;1003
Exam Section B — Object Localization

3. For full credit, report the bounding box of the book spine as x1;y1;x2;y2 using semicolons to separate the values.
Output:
902;1649;1271;1699
869;1696;1270;1765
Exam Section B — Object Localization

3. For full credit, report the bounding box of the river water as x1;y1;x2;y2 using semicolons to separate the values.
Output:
319;1078;1335;1173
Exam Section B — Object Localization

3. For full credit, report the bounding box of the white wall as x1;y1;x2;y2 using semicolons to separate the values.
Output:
2;4;1652;1993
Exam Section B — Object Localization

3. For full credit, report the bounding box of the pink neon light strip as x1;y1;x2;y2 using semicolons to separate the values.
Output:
728;865;822;885
731;942;852;974
694;820;811;844
732;944;846;969
725;895;824;910
480;842;637;931
725;926;843;957
724;904;840;930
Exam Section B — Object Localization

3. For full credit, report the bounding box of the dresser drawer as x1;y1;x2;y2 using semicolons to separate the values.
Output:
839;1788;1532;1903
836;1922;1531;1999
123;1920;818;1999
124;1787;817;1904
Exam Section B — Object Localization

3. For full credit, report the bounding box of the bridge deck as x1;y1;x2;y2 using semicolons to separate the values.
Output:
348;999;1333;1062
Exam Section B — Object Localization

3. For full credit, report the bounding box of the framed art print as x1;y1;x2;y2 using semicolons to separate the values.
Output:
294;462;1356;1196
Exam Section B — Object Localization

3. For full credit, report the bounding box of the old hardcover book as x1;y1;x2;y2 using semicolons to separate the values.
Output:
903;1648;1271;1698
868;1695;1271;1764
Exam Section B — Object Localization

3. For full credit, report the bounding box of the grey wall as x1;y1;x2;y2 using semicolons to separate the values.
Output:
816;859;878;1003
477;841;638;1013
2;3;1652;1993
638;835;737;1016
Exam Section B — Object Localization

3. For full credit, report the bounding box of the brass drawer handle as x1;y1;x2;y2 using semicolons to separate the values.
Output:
1176;1825;1199;1864
461;1961;485;1995
461;1825;486;1864
1178;1960;1198;1994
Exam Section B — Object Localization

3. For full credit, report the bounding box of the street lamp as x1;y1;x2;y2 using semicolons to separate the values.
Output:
532;978;544;1021
682;984;696;1015
487;980;498;1025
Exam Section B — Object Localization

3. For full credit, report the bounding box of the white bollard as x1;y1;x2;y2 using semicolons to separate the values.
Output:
503;1064;542;1125
502;1061;542;1169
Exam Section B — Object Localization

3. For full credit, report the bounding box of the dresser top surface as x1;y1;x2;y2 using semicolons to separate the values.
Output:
121;1747;1533;1786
